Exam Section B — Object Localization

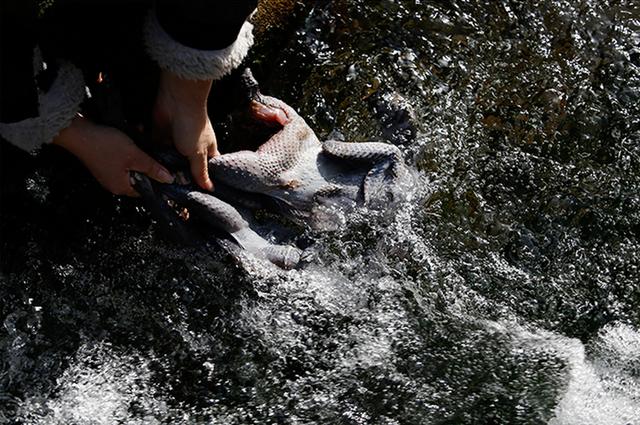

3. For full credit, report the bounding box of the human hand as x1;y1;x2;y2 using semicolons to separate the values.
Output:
53;116;174;197
153;70;219;191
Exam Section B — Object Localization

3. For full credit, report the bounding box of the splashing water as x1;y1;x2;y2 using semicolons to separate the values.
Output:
1;0;639;423
19;343;167;425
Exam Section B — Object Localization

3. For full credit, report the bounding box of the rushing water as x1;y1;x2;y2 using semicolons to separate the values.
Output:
1;0;639;423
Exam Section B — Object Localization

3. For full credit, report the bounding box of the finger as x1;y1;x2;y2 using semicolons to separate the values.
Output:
109;175;139;198
129;149;174;184
190;152;214;191
208;143;220;157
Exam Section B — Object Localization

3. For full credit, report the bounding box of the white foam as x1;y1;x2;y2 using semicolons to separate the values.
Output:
549;322;640;425
488;320;640;425
19;342;167;424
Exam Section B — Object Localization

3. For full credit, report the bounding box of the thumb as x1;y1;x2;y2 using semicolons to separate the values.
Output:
190;152;214;191
129;149;174;184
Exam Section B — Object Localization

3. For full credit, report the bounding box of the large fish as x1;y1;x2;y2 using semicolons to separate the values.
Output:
133;69;412;269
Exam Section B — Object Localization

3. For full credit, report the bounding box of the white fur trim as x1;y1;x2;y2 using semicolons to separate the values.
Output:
0;62;85;152
144;10;254;81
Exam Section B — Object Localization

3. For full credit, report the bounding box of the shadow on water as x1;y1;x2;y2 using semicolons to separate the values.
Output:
2;0;640;423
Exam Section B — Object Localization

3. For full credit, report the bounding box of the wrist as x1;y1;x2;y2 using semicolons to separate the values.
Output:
52;114;91;155
158;70;212;113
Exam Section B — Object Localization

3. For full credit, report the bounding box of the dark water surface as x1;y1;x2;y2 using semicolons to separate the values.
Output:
2;0;639;423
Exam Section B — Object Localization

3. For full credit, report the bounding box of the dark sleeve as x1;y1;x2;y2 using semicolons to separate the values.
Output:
0;0;39;123
0;1;86;152
156;0;258;50
144;0;258;81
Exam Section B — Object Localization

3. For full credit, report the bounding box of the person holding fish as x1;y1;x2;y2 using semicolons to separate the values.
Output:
0;0;257;196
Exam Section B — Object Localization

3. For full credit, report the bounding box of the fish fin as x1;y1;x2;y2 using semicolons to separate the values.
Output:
260;245;302;270
362;159;395;206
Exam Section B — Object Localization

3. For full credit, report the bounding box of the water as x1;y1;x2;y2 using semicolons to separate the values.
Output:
1;0;639;423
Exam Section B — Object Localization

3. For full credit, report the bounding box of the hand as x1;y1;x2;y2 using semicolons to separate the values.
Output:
153;70;219;191
53;116;174;197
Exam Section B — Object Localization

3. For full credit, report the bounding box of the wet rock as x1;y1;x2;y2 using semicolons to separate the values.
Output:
372;91;418;145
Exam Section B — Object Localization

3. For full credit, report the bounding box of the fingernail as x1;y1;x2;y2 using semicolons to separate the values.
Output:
203;178;214;192
158;168;174;184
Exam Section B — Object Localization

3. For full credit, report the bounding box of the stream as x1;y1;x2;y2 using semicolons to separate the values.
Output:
1;0;639;423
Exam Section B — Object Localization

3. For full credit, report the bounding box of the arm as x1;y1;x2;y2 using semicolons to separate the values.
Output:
0;2;177;197
153;71;218;191
0;1;80;153
144;1;258;191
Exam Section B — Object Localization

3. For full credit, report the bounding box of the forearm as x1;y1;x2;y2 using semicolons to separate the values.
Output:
51;115;93;159
158;71;212;113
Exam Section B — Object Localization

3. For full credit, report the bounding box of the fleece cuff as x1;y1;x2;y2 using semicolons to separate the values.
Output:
0;62;85;153
143;10;255;81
